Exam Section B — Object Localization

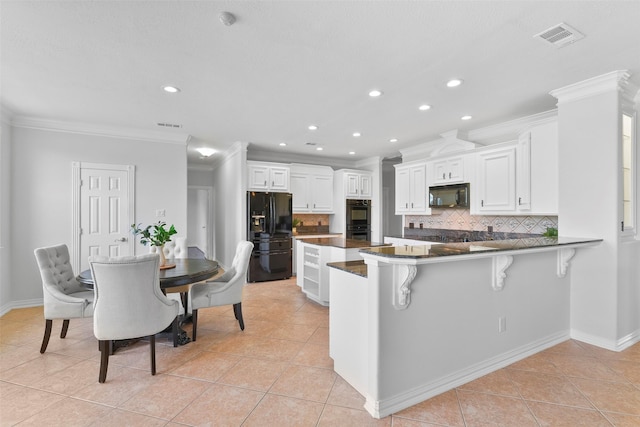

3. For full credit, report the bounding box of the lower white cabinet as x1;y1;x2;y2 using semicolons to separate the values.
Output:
296;240;363;306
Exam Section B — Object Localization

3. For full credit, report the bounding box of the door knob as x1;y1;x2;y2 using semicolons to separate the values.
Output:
115;237;127;242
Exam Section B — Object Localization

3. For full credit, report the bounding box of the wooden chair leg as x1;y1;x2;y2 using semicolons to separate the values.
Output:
40;319;53;354
233;303;245;331
172;317;178;348
60;319;70;338
192;309;198;342
98;340;110;383
150;335;156;375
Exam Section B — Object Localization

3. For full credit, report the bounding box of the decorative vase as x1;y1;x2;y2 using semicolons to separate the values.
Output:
157;245;167;267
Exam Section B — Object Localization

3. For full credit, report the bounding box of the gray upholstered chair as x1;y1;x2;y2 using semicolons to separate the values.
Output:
34;244;94;353
190;241;253;341
89;253;179;383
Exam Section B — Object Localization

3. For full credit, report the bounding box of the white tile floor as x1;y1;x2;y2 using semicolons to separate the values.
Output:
1;278;639;426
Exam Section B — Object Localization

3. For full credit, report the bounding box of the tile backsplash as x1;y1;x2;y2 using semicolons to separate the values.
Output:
293;214;330;227
405;209;557;235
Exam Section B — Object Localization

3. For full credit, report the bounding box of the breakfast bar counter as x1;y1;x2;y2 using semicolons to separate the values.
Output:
328;236;602;418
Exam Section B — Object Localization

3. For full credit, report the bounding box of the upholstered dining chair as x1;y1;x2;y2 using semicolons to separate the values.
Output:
149;236;189;314
190;241;253;341
34;244;94;354
148;236;187;259
89;253;179;383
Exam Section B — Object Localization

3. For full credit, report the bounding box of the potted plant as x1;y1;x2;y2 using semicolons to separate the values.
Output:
293;218;301;234
131;221;177;267
542;227;558;238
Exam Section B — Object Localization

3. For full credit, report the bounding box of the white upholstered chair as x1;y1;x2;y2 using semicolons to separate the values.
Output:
190;241;253;341
149;236;188;314
89;253;179;383
34;244;94;353
148;236;188;259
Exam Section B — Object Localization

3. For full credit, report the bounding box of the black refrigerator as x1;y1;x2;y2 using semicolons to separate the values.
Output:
247;191;293;282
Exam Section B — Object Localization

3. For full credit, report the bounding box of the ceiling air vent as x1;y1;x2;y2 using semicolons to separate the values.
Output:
156;122;182;129
534;23;584;48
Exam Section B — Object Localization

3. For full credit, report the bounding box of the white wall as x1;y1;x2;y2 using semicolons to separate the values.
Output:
7;125;187;308
0;113;12;312
211;142;247;268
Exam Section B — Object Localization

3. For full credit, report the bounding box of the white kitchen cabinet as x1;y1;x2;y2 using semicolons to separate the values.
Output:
472;121;558;216
247;161;290;192
431;156;464;184
475;145;517;213
340;170;372;199
394;162;429;214
290;164;334;213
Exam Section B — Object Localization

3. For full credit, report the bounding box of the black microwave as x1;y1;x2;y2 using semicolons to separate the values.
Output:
429;183;470;208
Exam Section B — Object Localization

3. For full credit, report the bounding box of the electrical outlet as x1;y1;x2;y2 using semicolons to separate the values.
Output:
156;209;166;217
498;316;507;333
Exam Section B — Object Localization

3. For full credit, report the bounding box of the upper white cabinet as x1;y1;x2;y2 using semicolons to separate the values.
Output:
474;145;517;213
337;170;372;199
247;161;290;192
290;164;334;213
472;121;559;215
395;162;429;214
431;156;464;184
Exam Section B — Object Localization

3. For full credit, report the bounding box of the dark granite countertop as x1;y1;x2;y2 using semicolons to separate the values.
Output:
361;237;602;259
327;260;367;277
299;237;390;249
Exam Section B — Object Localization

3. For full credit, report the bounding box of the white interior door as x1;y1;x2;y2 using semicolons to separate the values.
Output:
187;186;212;258
73;162;134;271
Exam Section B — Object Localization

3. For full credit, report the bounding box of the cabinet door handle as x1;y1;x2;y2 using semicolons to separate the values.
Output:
442;173;446;179
518;197;522;205
272;181;275;186
306;204;308;208
481;200;484;207
314;203;316;208
264;180;267;186
406;203;408;208
411;202;414;208
449;172;452;179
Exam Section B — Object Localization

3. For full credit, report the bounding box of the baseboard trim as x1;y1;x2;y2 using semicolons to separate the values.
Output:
571;328;640;352
364;330;569;419
0;298;43;317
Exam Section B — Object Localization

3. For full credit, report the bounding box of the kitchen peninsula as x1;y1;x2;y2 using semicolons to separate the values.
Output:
297;237;389;305
328;236;602;418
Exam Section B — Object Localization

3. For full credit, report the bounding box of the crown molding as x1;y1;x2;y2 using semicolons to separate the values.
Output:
211;141;248;170
247;146;356;169
549;70;630;105
10;116;190;145
467;110;558;144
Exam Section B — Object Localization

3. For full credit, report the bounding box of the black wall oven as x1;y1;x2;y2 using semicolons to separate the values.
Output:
346;199;371;241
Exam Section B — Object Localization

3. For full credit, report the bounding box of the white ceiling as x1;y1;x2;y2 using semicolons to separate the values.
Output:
2;1;640;166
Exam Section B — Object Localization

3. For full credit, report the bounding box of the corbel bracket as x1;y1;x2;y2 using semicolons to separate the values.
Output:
393;265;417;310
492;255;513;291
557;248;576;278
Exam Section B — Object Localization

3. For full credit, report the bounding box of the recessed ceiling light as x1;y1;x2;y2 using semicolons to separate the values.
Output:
316;147;323;151
195;147;215;157
418;104;431;111
279;142;287;146
163;86;180;93
461;115;472;120
446;79;463;88
349;151;356;155
389;138;398;143
353;132;361;137
308;125;318;131
369;89;383;97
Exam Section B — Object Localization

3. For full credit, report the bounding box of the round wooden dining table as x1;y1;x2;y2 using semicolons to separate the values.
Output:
77;258;219;346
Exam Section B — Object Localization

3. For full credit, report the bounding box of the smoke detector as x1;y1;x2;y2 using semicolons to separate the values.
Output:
534;23;584;48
